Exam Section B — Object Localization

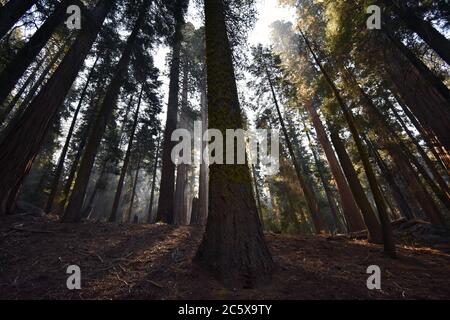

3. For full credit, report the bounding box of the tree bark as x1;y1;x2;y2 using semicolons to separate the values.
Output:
126;157;141;223
0;0;114;217
194;0;274;288
63;0;149;223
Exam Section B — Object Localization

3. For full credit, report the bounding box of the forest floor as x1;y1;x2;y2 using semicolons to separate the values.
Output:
1;214;450;300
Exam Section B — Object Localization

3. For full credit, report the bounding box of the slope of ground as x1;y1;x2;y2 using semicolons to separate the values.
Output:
0;214;449;299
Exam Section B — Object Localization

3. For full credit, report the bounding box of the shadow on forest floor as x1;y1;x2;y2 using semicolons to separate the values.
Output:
0;214;450;299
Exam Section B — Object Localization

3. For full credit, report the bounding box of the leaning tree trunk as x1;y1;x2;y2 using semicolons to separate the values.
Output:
46;56;99;214
301;30;396;257
156;1;185;224
63;0;149;223
266;69;324;233
382;0;450;66
0;0;72;105
327;126;383;243
0;0;114;217
304;99;367;234
109;88;143;223
375;31;450;152
302;118;344;233
194;0;274;289
0;0;36;40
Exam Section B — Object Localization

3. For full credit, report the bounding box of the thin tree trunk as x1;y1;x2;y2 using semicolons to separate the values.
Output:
156;2;184;224
302;120;343;233
126;157;141;223
46;56;99;214
109;87;143;223
147;135;161;224
81;159;108;219
0;0;71;105
194;0;274;288
196;83;208;225
63;0;149;223
0;0;114;216
301;30;396;257
363;135;414;220
0;52;44;123
265;68;324;233
0;0;36;40
252;164;264;229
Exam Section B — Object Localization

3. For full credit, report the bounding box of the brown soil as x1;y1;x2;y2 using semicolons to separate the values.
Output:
1;214;449;300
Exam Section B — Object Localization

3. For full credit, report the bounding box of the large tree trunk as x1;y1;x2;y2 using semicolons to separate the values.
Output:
0;0;114;217
382;0;450;66
266;69;324;233
109;88;143;223
194;0;274;288
304;100;367;233
46;56;99;214
156;1;185;224
0;0;36;40
63;0;149;223
301;30;396;257
0;0;72;105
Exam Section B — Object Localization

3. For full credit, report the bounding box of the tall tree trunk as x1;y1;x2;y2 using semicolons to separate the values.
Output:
302;118;343;233
109;87;143;223
382;0;450;66
194;0;274;288
0;0;36;40
126;157;141;223
173;63;189;225
304;99;367;233
81;158;108;219
45;56;99;214
301;30;396;257
63;0;149;223
147;135;161;224
196;83;209;225
0;0;72;105
252;164;264;229
156;2;184;224
265;68;324;233
0;0;114;217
